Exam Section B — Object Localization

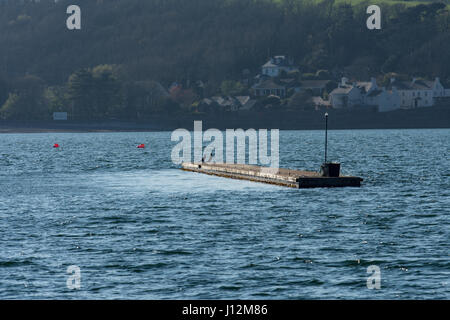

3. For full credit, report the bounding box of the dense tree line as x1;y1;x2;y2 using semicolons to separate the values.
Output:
0;0;450;119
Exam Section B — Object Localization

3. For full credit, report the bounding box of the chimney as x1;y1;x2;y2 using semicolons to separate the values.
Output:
341;77;348;87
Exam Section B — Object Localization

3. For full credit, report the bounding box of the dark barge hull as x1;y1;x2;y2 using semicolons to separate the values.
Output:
181;163;363;189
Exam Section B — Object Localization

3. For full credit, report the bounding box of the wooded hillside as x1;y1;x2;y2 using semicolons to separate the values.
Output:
1;0;449;119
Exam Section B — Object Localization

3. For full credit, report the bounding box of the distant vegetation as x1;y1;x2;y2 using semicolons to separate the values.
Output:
334;0;441;6
0;0;450;120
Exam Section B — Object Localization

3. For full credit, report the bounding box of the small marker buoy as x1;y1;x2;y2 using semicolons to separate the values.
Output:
53;143;60;148
137;144;145;149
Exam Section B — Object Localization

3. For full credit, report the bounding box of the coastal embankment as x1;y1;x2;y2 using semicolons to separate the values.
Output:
1;106;449;133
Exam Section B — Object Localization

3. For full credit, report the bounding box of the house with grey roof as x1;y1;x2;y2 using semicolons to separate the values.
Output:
329;78;364;108
358;78;401;112
252;78;287;98
330;77;401;112
387;77;448;108
298;80;332;96
364;87;401;112
261;56;299;77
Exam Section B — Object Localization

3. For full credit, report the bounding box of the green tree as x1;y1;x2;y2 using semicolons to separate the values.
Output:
0;75;48;120
45;86;67;114
220;80;246;96
124;80;175;118
91;65;123;118
67;65;123;119
0;93;21;119
67;69;95;120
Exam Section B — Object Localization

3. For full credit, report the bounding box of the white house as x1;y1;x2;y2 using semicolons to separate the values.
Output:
359;78;401;112
329;77;363;108
261;56;298;77
387;77;450;109
330;77;400;112
365;87;401;112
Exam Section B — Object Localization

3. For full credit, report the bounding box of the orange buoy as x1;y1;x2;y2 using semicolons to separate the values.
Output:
53;143;60;148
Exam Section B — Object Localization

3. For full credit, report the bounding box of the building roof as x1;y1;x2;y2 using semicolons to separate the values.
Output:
279;78;302;88
211;96;236;107
410;80;433;90
252;79;286;90
205;96;255;111
312;96;331;106
240;99;257;110
355;82;373;93
386;80;411;90
235;96;250;105
366;89;383;97
331;85;353;95
299;80;331;89
387;78;435;91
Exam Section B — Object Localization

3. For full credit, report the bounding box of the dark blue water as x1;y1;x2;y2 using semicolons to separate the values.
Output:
0;129;448;299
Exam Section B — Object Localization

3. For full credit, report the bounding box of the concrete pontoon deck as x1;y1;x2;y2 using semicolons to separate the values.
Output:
181;163;363;188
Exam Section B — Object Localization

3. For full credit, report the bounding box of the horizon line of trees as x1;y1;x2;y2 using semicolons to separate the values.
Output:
0;65;185;120
1;63;446;120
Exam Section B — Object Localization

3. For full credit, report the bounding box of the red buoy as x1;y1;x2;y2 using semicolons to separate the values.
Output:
137;144;145;149
53;143;60;148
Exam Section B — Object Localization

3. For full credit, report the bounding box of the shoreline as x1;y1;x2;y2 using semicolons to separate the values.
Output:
1;126;450;134
1;106;449;133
